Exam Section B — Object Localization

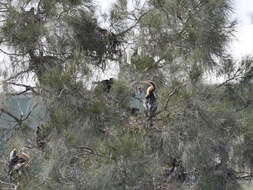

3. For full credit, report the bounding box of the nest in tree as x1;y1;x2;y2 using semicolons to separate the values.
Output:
68;11;122;68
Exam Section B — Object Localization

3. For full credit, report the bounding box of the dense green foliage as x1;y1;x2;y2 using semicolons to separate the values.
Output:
0;0;253;190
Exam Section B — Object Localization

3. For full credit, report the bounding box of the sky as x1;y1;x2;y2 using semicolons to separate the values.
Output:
1;0;253;88
94;0;253;84
95;0;253;61
95;0;117;12
95;0;253;27
228;0;253;61
233;0;253;26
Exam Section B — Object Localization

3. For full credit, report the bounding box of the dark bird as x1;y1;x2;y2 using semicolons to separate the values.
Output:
101;78;114;93
93;78;114;93
36;124;47;151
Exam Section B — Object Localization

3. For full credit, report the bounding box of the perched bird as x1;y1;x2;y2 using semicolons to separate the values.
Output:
140;80;157;122
36;124;47;151
176;8;183;21
101;78;114;93
8;149;31;176
93;78;114;93
140;80;156;99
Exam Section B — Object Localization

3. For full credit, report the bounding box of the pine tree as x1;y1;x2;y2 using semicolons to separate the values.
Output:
0;0;252;190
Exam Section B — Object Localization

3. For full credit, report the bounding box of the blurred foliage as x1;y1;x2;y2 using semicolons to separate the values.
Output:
0;0;253;190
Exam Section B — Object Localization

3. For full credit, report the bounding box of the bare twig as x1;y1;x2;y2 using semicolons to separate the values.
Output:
0;48;25;56
216;69;242;89
73;146;109;158
155;86;182;116
4;68;32;82
4;82;39;96
0;180;16;187
0;108;32;127
0;108;22;125
115;10;152;37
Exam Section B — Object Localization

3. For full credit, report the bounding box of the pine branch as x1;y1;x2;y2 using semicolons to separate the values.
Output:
4;82;39;96
0;48;25;56
155;86;183;116
4;68;32;82
115;10;152;37
0;108;32;127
